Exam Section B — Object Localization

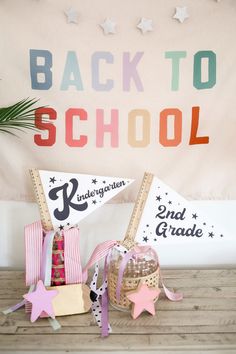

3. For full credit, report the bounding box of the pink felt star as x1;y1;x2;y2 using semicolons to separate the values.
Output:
126;283;161;319
23;280;58;322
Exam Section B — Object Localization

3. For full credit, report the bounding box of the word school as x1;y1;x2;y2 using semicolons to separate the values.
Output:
34;106;209;147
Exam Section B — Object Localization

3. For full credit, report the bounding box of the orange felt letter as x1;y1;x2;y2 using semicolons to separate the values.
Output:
189;106;209;145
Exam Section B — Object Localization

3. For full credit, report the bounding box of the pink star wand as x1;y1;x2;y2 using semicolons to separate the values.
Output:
23;280;58;322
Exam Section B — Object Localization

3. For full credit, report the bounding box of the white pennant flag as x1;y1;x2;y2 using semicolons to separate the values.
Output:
135;176;226;245
30;169;134;231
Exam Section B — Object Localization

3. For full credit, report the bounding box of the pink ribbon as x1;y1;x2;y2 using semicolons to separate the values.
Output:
63;228;82;284
25;221;83;286
116;251;132;301
40;231;55;286
82;240;117;282
82;240;117;337
101;253;110;337
90;264;112;334
25;221;43;286
2;299;27;315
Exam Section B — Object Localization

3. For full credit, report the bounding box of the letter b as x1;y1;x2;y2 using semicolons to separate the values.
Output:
30;49;52;90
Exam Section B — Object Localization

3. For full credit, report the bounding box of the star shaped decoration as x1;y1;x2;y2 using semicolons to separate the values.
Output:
143;236;148;242
92;200;97;205
23;280;58;322
208;232;214;238
49;177;56;184
64;7;79;24
92;178;98;184
59;225;64;231
192;213;198;219
156;195;162;202
126;283;161;319
100;18;117;35
173;7;189;24
137;18;153;34
168;201;172;205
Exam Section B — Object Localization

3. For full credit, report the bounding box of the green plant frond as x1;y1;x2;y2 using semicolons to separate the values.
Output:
5;116;35;121
0;124;39;136
0;128;17;136
0;127;25;136
0;98;46;136
0;121;39;129
0;98;41;122
3;112;47;121
0;99;28;120
0;123;36;128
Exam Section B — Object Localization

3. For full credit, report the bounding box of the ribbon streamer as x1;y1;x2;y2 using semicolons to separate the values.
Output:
83;240;117;337
48;318;61;331
2;284;34;315
101;251;112;337
83;240;117;282
2;299;27;315
40;231;55;286
25;221;43;286
64;228;83;284
90;263;112;335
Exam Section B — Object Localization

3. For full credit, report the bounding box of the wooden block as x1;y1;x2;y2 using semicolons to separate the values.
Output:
47;283;92;316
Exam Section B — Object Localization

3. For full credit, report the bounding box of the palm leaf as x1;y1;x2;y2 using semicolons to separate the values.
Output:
0;98;46;136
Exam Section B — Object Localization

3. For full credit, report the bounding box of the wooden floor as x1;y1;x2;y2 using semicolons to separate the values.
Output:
0;269;236;353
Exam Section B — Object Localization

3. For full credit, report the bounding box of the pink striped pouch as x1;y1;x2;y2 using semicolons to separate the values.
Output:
25;221;83;312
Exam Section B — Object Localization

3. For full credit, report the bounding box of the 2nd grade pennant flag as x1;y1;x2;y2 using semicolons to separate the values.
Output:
135;175;228;245
30;169;134;231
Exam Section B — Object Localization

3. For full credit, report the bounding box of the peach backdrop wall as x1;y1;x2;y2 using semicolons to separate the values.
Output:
0;0;236;203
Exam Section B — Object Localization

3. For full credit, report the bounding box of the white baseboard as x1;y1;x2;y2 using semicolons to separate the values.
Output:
0;200;235;268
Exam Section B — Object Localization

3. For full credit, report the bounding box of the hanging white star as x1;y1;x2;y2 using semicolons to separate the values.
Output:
64;7;79;24
100;18;117;35
173;7;189;24
137;18;153;34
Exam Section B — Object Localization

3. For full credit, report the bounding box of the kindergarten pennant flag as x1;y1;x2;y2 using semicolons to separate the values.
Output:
30;169;133;231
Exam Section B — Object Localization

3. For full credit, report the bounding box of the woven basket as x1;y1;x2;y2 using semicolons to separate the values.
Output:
108;260;159;310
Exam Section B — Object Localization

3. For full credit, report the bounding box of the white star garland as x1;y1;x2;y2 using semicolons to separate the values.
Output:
64;7;79;24
62;4;226;32
173;6;189;24
137;18;153;34
100;18;117;35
